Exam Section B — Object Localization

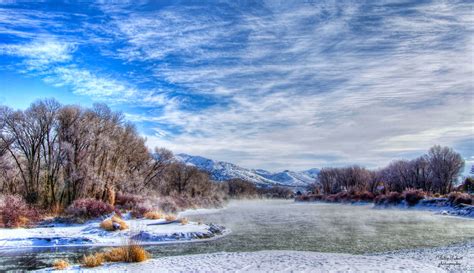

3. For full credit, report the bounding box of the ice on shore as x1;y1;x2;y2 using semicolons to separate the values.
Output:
38;250;448;272
0;216;226;249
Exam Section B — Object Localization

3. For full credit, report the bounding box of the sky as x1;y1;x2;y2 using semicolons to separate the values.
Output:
0;0;472;172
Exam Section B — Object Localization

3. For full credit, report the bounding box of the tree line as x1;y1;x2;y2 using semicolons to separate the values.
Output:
314;145;466;195
0;99;222;209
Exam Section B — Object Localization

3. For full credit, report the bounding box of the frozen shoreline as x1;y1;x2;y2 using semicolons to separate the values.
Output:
0;209;227;250
39;250;458;272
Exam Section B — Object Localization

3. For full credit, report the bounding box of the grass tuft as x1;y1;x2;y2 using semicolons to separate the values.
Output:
143;211;162;220
179;217;189;225
53;259;70;270
165;214;177;221
100;215;128;231
81;253;104;268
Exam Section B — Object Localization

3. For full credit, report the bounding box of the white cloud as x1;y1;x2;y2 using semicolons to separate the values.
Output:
1;1;473;171
0;39;75;71
108;1;473;170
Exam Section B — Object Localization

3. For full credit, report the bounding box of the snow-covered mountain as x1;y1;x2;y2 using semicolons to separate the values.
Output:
174;153;319;187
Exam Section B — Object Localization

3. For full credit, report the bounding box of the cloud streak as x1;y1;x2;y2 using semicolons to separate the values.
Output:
0;1;472;172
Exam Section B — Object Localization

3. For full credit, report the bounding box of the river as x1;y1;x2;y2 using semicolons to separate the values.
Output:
1;199;473;271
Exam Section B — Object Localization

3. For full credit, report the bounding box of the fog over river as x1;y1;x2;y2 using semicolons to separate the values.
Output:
1;200;473;271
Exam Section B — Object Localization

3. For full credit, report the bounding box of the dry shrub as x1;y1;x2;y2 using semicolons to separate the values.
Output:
115;192;143;210
127;245;149;262
66;198;114;220
386;192;403;205
0;195;39;228
101;244;150;263
103;247;128;262
165;214;177;221
144;211;162;220
180;217;189;225
130;204;152;219
295;195;309;202
433;193;441;198
355;191;375;202
100;215;128;231
403;189;426;206
309;194;323;201
81;253;104;268
448;192;473;206
100;219;114;231
375;192;403;206
53;259;70;270
323;193;348;203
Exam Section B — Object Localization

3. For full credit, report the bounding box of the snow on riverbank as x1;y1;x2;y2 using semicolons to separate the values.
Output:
375;241;474;272
40;250;447;272
0;214;226;250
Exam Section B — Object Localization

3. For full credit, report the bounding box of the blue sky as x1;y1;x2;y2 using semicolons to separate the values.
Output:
0;0;472;172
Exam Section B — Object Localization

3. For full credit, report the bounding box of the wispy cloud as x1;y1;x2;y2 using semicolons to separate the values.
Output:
0;39;75;71
0;1;472;171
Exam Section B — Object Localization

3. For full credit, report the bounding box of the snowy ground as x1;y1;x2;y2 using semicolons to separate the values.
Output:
39;250;450;272
0;213;226;249
374;240;474;272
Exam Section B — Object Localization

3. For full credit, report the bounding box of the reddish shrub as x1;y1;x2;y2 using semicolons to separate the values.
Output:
295;195;310;202
358;191;375;202
403;189;426;206
295;194;323;202
0;195;39;228
374;194;386;205
157;198;178;213
386;192;403;205
66;198;114;220
130;204;152;219
309;194;323;201
115;193;143;210
375;192;403;206
349;191;374;202
448;192;473;206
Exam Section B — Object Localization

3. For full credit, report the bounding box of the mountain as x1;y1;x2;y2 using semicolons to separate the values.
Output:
174;153;319;187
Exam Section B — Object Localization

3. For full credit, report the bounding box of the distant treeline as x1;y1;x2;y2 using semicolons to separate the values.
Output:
0;99;469;212
0;99;228;210
310;145;467;195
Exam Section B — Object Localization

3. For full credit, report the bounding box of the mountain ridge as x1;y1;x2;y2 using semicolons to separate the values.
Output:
174;153;319;187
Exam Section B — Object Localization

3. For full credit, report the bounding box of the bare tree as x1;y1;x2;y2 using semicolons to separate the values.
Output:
426;145;464;194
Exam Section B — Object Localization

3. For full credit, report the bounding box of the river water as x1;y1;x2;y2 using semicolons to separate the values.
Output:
1;199;473;271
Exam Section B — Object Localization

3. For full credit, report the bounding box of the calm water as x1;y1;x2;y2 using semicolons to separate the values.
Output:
1;199;473;271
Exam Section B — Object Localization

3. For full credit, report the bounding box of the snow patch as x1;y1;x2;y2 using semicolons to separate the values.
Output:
0;216;227;250
39;250;447;272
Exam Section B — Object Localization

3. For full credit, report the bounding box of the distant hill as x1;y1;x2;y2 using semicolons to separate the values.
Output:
174;153;319;187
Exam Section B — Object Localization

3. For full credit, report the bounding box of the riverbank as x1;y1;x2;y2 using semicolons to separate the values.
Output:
374;240;474;272
0;211;227;250
2;199;473;271
296;194;474;218
39;250;454;272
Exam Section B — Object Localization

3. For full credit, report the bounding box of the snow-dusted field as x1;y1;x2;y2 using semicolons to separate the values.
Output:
40;250;450;272
0;216;226;249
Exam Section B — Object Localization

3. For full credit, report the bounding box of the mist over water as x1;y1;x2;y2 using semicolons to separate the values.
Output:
1;200;473;271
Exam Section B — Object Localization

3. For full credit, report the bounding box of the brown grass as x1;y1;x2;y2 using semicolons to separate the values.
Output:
17;216;30;228
81;253;104;268
165;214;177;221
103;247;128;262
127;245;149;262
86;244;150;266
53;259;70;270
144;211;162;220
179;217;189;225
100;215;129;231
